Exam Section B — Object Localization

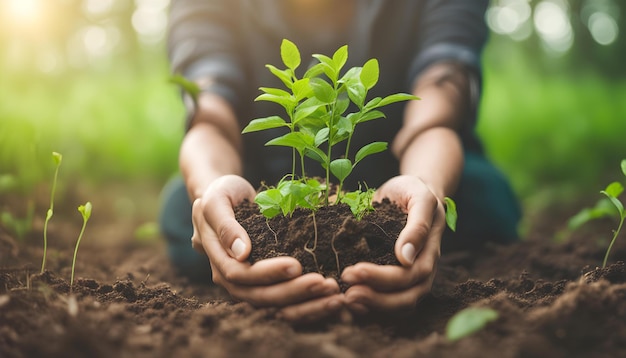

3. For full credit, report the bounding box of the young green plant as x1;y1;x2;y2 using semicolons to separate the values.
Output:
41;152;62;273
242;39;419;219
70;201;92;287
568;159;626;268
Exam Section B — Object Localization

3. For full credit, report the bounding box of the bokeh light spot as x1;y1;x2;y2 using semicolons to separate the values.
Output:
588;12;619;46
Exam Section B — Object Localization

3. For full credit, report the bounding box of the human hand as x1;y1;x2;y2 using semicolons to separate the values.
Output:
341;175;445;314
191;174;343;322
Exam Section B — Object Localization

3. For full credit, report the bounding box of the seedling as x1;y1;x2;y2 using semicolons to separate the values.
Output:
41;152;62;273
70;201;92;287
569;159;626;268
242;39;418;217
446;307;499;342
242;40;459;273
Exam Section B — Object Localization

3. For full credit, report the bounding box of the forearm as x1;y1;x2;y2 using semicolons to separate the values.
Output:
397;127;463;201
392;62;471;200
180;92;243;201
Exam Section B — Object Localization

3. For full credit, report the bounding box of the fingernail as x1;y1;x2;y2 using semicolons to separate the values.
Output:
231;238;245;258
402;243;416;264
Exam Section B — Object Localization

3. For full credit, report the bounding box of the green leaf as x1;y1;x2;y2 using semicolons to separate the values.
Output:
330;158;353;182
266;132;314;153
604;181;624;198
335;95;351;116
355;142;387;165
356;110;385;124
303;62;326;79
78;202;92;221
314;127;330;147
281;39;301;71
340;187;375;220
169;74;200;100
334;116;353;142
332;45;348;72
292;78;312;101
568;200;619;230
294;102;324;125
363;97;382;112
378;93;419;108
304;146;328;166
242;116;288;133
347;82;366;109
255;189;283;219
621;159;626;177
258;87;292;97
444;197;458;232
309;77;336;103
446;307;498;342
266;64;293;89
360;58;379;90
601;190;625;218
255;92;296;114
338;66;361;84
312;54;337;83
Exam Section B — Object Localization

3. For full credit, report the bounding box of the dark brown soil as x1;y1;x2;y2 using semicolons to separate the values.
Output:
2;188;626;358
237;199;403;282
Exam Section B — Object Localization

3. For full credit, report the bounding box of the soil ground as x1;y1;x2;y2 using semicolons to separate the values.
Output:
1;185;626;358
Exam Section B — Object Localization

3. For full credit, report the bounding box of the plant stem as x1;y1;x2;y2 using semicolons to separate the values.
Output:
41;160;61;273
325;100;338;205
602;216;624;268
70;218;88;287
291;147;296;180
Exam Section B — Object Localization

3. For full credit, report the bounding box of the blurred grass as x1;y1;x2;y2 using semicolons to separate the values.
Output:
479;39;626;216
0;51;184;194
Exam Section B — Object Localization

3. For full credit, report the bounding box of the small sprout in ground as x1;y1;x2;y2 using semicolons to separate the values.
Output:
42;151;62;273
569;159;625;268
446;307;499;342
71;201;92;287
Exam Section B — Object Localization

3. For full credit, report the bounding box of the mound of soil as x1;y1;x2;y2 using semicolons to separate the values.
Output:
1;189;626;357
237;199;403;281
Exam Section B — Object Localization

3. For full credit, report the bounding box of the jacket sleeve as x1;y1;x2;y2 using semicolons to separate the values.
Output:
168;0;246;129
408;0;489;138
409;0;489;81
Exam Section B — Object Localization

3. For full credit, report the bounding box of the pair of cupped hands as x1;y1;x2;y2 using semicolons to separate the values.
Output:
190;174;445;323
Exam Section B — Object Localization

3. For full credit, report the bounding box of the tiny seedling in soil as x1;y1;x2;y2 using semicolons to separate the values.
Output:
569;159;626;268
241;39;458;275
42;152;62;273
445;307;499;342
71;202;92;287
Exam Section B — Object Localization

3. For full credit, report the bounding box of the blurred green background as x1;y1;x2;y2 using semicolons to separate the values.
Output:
1;0;624;232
